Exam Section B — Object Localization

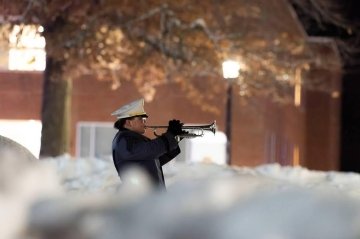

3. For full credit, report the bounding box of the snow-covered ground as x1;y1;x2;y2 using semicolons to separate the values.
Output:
2;148;360;239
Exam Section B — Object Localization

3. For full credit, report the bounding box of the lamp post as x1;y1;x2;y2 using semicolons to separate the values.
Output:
222;60;240;165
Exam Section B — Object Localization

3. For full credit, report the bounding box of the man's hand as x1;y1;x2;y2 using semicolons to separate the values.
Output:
167;119;185;136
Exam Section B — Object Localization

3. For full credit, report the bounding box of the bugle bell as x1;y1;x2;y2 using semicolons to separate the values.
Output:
146;121;217;138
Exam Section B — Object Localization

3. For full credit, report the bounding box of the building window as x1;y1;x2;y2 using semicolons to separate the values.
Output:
76;122;117;159
0;119;42;158
8;24;46;71
265;131;277;163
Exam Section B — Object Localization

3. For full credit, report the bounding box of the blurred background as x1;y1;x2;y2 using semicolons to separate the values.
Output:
0;0;359;172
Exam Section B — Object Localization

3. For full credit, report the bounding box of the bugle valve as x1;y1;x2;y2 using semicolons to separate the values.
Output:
146;121;217;138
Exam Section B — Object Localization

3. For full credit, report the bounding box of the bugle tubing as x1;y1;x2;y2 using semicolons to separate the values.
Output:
146;121;217;138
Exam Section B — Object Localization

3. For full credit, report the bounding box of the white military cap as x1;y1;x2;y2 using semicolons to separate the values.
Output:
111;98;148;119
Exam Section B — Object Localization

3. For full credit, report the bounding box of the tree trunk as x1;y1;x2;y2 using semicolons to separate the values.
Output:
39;56;72;158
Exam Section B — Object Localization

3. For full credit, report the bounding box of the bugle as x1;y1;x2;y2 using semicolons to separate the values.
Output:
146;121;217;138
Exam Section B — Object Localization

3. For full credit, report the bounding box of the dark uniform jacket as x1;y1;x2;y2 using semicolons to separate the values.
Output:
112;128;180;188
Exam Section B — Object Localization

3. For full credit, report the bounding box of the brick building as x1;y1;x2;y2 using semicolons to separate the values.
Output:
0;0;342;170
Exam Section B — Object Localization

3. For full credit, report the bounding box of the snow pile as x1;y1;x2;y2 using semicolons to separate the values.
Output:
1;153;360;239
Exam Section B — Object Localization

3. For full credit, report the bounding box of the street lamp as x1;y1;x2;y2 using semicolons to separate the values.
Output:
222;60;240;165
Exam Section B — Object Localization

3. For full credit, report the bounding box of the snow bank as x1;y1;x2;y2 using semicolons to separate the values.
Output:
1;154;360;239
